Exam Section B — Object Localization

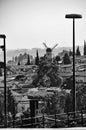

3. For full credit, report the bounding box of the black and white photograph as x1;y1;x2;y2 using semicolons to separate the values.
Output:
0;0;86;129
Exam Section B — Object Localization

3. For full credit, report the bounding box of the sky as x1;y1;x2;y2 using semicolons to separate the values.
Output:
0;0;86;49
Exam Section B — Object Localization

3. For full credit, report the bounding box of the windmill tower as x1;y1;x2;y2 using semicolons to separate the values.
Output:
43;42;58;61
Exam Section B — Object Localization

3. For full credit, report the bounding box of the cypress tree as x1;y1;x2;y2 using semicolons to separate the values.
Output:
76;46;81;56
63;53;71;64
35;50;39;65
25;54;30;65
55;55;61;63
84;40;86;55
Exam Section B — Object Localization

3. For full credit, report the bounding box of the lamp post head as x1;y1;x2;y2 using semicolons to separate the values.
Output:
65;14;82;19
0;34;6;38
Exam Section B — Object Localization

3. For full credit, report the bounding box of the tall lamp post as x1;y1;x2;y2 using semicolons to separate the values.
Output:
0;34;7;127
65;14;82;115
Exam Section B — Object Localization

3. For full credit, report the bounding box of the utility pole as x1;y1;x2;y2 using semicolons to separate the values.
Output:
0;34;7;127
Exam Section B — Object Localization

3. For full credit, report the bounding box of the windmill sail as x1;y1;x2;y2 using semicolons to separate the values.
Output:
52;44;58;50
43;42;48;48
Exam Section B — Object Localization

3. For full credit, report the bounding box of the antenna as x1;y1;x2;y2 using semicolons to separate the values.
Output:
43;42;48;48
52;44;58;50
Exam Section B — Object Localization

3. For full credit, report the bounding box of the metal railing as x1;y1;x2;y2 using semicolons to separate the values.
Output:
0;110;86;128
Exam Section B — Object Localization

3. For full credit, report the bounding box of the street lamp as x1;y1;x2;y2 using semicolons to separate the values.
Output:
65;14;82;115
0;34;7;127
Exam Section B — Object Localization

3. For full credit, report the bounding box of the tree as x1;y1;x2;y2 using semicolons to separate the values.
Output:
23;52;27;59
76;83;86;111
69;49;73;56
76;46;81;56
15;56;18;62
35;50;39;65
0;62;3;76
0;94;4;123
7;89;17;117
84;40;86;55
61;76;73;112
25;54;30;65
55;55;61;64
44;91;66;115
32;62;62;88
0;68;2;76
63;53;71;64
18;53;23;62
61;76;73;90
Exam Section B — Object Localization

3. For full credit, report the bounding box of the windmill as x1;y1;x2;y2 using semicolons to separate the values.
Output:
43;42;58;60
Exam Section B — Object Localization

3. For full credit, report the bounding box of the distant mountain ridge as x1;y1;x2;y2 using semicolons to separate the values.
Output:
0;46;84;62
